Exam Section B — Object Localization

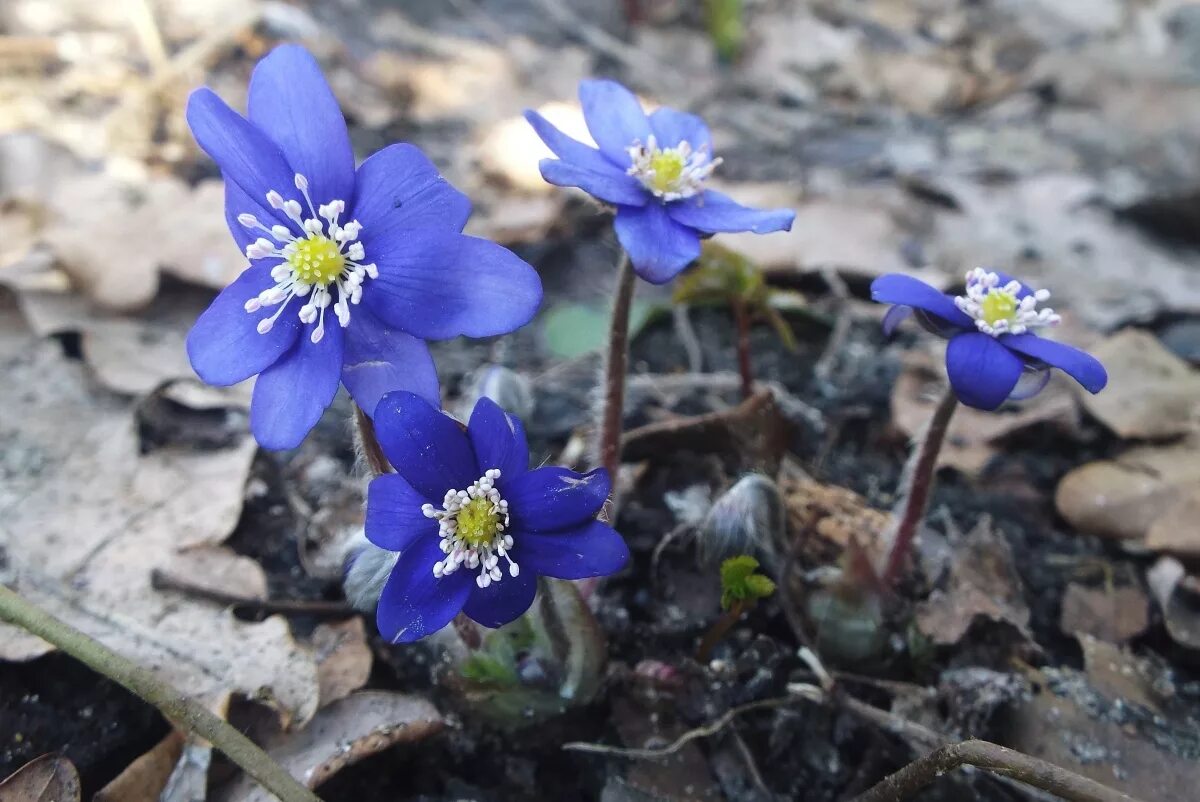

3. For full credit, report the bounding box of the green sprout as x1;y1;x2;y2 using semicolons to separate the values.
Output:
705;0;745;63
719;555;776;610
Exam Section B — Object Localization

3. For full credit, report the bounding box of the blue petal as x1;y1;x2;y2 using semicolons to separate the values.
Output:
666;190;794;234
366;473;439;551
352;144;472;249
1008;368;1051;401
341;305;440;418
579;79;652;164
881;304;913;337
538;159;648;207
373;391;476;501
505;467;610;533
468;398;530;480
945;332;1024;411
512;521;629;580
377;536;472;643
461;570;537;629
247;44;355;205
871;274;974;331
248;319;345;450
614;202;702;284
523;109;614;174
186;267;300;386
361;229;541;340
186;88;296;211
648;107;712;152
1000;334;1108;394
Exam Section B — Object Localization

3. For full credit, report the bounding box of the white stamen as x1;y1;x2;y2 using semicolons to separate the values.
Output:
425;469;519;587
625;134;722;201
953;268;1061;338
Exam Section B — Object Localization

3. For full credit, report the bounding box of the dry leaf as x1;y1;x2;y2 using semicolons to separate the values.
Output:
1145;487;1200;557
1059;582;1149;644
1080;328;1200;439
311;617;373;709
0;307;319;726
781;471;890;566
1147;557;1200;652
216;692;444;801
0;755;81;802
94;730;186;802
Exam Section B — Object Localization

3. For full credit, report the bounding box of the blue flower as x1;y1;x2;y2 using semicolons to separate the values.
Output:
185;45;542;449
872;269;1108;410
525;80;794;284
365;392;629;642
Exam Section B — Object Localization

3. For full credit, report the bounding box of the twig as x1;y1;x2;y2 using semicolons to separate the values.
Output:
353;405;393;476
673;303;704;373
150;570;356;620
598;252;636;484
563;696;800;759
848;739;1142;802
813;267;853;383
0;584;322;802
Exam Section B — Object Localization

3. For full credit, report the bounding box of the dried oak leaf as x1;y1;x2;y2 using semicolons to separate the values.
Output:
0;754;81;802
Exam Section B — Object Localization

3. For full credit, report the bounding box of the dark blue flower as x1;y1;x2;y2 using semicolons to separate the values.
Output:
365;392;628;642
525;80;794;284
872;269;1107;410
185;45;542;449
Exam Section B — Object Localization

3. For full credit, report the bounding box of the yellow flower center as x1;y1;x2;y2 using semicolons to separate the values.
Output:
980;289;1018;327
648;150;686;194
289;237;345;287
455;496;501;548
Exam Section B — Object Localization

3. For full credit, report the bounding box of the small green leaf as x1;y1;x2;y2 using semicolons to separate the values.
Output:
541;300;655;359
719;554;776;610
706;0;744;63
460;652;519;687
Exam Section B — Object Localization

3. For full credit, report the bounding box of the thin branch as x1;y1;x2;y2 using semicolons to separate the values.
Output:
848;739;1143;802
598;252;636;483
150;570;356;620
0;584;322;802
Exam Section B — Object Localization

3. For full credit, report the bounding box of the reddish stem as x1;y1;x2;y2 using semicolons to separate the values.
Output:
881;388;957;586
697;599;749;662
733;299;754;399
599;253;636;483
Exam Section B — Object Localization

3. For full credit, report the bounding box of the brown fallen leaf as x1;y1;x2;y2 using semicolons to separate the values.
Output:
1147;557;1200;652
1055;438;1200;543
915;520;1032;646
94;730;186;802
1080;329;1200;439
214;692;444;801
1145;487;1200;557
0;754;81;802
1059;582;1149;644
311;617;372;709
781;469;890;567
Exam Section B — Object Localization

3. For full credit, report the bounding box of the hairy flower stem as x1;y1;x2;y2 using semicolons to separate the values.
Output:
0;584;322;802
354;404;392;475
881;388;958;586
696;599;749;663
599;252;635;484
732;299;754;399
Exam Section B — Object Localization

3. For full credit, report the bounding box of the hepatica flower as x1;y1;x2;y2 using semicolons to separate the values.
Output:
365;392;628;642
872;269;1107;410
185;45;541;449
525;80;794;283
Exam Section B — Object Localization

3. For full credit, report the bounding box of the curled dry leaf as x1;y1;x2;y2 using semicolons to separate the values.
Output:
0;754;81;802
94;730;186;802
0;307;320;726
217;692;444;802
1147;556;1200;652
311;617;373;709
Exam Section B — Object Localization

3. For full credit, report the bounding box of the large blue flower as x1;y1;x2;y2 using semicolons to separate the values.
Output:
872;269;1107;410
525;80;794;284
365;392;629;642
185;45;542;449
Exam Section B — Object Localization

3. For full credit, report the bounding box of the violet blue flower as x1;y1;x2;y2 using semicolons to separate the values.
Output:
365;392;628;642
525;80;794;284
185;45;541;449
872;269;1107;410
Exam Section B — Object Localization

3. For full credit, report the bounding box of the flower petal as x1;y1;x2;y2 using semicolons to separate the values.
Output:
342;305;440;419
871;274;974;330
247;44;355;204
512;521;629;580
648;107;712;152
614;202;702;284
366;473;439;551
373;391;476;501
1008;368;1051;401
468;398;530;480
537;158;648;207
945;332;1024;411
665;190;794;234
461;570;537;629
248;320;345;450
505;467;610;533
361;229;541;340
579;79;652;164
1000;334;1108;394
352;144;472;248
881;304;913;337
524;109;614;174
186;266;300;386
376;536;472;643
186;88;296;212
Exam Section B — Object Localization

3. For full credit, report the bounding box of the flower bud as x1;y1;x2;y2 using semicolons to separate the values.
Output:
341;529;398;612
697;474;784;570
460;365;534;421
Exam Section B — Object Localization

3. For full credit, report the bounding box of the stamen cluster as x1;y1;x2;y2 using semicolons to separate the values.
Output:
239;173;379;343
422;469;519;588
626;135;722;201
954;268;1060;337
